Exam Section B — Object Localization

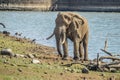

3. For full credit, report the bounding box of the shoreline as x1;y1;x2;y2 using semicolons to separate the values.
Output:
0;5;120;12
0;32;120;80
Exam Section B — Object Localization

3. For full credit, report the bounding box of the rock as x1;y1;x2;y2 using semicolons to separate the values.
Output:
1;48;14;57
18;68;22;72
109;76;115;80
27;54;34;58
3;60;9;64
103;68;109;72
82;68;89;74
100;73;105;77
32;59;40;64
70;69;75;73
11;63;16;66
60;72;63;75
14;54;25;58
44;71;47;74
110;68;117;73
3;31;10;36
83;77;87;80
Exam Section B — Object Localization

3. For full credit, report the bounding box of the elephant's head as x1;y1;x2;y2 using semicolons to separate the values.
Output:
54;12;73;44
46;12;84;57
67;16;84;39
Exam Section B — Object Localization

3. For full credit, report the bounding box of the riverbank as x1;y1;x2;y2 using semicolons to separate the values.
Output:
0;4;51;11
1;6;120;12
58;6;120;12
0;32;120;80
1;0;120;12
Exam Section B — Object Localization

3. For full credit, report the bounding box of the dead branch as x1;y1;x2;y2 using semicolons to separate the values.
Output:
97;53;100;67
99;56;120;61
109;64;120;68
107;61;120;66
101;49;113;56
104;38;108;50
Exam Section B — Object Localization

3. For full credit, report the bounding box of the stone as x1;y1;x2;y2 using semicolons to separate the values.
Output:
109;76;115;80
100;73;105;77
110;68;117;73
18;68;22;72
3;31;10;36
44;71;47;74
11;63;16;66
70;69;75;73
1;48;14;57
82;68;89;74
14;54;25;58
32;59;40;64
27;54;34;58
60;72;63;75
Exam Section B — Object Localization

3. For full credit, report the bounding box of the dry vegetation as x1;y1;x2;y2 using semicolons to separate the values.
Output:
0;33;120;80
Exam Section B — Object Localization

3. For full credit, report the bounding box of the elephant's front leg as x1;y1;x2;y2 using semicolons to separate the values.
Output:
79;42;84;60
73;40;80;60
62;39;68;60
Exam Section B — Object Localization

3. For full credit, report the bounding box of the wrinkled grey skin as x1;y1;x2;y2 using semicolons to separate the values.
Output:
47;12;89;61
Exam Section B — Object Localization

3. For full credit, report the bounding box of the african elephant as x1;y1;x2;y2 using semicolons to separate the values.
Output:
0;23;6;28
47;12;89;61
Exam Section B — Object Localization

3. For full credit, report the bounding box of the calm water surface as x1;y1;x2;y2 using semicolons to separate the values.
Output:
0;11;120;59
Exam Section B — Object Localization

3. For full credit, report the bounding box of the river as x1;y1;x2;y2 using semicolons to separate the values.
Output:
0;11;120;59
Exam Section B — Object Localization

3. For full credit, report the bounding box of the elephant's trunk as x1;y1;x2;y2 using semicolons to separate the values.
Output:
0;23;6;28
56;35;63;57
46;28;56;40
46;32;54;40
55;29;66;57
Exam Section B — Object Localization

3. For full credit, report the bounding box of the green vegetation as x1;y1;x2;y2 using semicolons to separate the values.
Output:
0;33;120;80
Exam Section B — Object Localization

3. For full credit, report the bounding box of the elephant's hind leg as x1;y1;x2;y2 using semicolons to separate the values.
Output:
83;31;89;61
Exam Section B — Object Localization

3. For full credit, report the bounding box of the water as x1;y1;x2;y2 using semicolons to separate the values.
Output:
0;11;120;59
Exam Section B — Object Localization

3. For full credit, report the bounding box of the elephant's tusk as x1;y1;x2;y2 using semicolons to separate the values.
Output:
61;32;66;44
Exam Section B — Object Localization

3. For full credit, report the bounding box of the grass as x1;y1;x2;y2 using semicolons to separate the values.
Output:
0;33;120;80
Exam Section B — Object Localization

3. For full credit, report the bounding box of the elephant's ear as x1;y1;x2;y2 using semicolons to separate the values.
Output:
72;17;84;29
62;14;72;27
73;15;84;25
72;18;82;38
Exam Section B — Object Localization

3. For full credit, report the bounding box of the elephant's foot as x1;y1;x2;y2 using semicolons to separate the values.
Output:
84;58;89;61
73;56;80;61
62;55;69;60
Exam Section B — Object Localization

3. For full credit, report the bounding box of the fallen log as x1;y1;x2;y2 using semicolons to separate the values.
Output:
107;61;120;66
99;56;120;61
109;65;120;68
101;61;120;69
109;64;120;68
112;54;120;57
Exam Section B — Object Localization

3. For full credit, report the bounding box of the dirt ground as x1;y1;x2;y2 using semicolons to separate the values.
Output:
0;33;120;80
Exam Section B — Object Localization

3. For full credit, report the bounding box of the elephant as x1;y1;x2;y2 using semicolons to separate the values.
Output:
47;12;89;61
0;23;6;28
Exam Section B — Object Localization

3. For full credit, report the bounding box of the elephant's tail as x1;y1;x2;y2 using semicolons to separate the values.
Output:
46;32;54;40
0;23;6;28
